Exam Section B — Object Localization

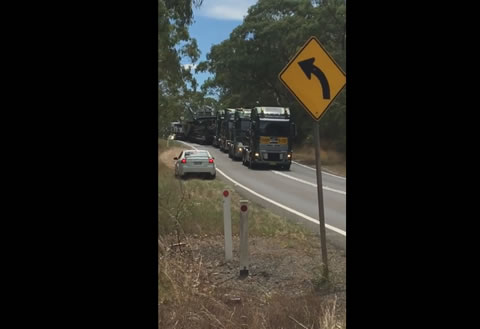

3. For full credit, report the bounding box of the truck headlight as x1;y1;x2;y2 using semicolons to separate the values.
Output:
238;147;243;152
255;152;259;157
287;153;292;158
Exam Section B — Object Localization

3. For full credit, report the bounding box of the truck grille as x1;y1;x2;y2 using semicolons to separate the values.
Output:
264;153;280;161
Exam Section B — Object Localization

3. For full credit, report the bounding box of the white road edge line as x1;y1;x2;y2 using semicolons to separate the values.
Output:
177;141;346;237
216;168;346;236
271;170;346;195
292;161;346;180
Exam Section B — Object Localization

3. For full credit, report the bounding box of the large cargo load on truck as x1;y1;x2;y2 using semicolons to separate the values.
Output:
182;106;216;145
228;108;251;160
242;106;296;170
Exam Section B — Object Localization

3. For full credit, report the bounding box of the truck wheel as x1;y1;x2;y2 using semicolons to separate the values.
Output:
284;164;291;171
248;160;255;170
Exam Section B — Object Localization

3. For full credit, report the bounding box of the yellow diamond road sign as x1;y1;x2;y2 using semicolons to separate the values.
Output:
279;36;346;121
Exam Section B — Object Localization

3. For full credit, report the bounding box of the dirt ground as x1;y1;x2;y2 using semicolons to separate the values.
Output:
159;234;346;327
186;235;345;300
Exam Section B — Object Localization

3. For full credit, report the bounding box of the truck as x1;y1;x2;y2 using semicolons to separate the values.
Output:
219;108;235;152
182;106;216;145
212;109;225;148
170;121;185;140
242;106;296;170
228;108;251;160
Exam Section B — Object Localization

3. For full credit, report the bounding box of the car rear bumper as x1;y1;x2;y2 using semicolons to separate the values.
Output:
179;165;216;176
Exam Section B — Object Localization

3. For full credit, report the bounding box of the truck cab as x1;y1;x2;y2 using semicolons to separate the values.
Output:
212;109;225;148
242;106;296;170
170;121;185;140
228;108;251;160
219;108;235;152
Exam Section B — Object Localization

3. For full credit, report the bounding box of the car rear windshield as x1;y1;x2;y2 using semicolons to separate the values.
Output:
185;151;209;158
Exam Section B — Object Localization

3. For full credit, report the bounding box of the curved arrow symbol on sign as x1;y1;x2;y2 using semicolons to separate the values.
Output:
298;57;330;99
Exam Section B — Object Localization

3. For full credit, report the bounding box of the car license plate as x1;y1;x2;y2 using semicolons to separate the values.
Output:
194;161;202;165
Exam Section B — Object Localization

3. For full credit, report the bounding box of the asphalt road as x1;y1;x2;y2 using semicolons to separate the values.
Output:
178;141;346;249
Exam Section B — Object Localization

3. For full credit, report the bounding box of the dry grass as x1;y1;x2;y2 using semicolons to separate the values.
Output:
158;238;346;329
293;145;345;177
159;146;184;170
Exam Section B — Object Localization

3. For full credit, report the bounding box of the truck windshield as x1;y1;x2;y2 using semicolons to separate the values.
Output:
259;121;290;136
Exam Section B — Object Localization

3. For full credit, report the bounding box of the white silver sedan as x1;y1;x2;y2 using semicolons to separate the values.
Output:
174;150;216;179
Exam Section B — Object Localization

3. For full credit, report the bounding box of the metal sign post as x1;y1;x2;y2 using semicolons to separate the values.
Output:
279;36;346;280
314;123;329;278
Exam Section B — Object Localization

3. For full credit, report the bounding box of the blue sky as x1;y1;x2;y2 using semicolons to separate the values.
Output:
181;0;257;91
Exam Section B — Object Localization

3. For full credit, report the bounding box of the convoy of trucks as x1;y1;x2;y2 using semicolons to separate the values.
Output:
170;105;296;170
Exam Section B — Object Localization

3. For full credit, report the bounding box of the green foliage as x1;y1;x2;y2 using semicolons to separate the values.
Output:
197;0;346;151
158;0;203;136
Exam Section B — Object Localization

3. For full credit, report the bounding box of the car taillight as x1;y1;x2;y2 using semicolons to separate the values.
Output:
209;159;214;163
181;159;186;163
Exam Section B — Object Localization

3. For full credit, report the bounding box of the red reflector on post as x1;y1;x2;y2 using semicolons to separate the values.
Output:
241;205;248;212
223;190;229;197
